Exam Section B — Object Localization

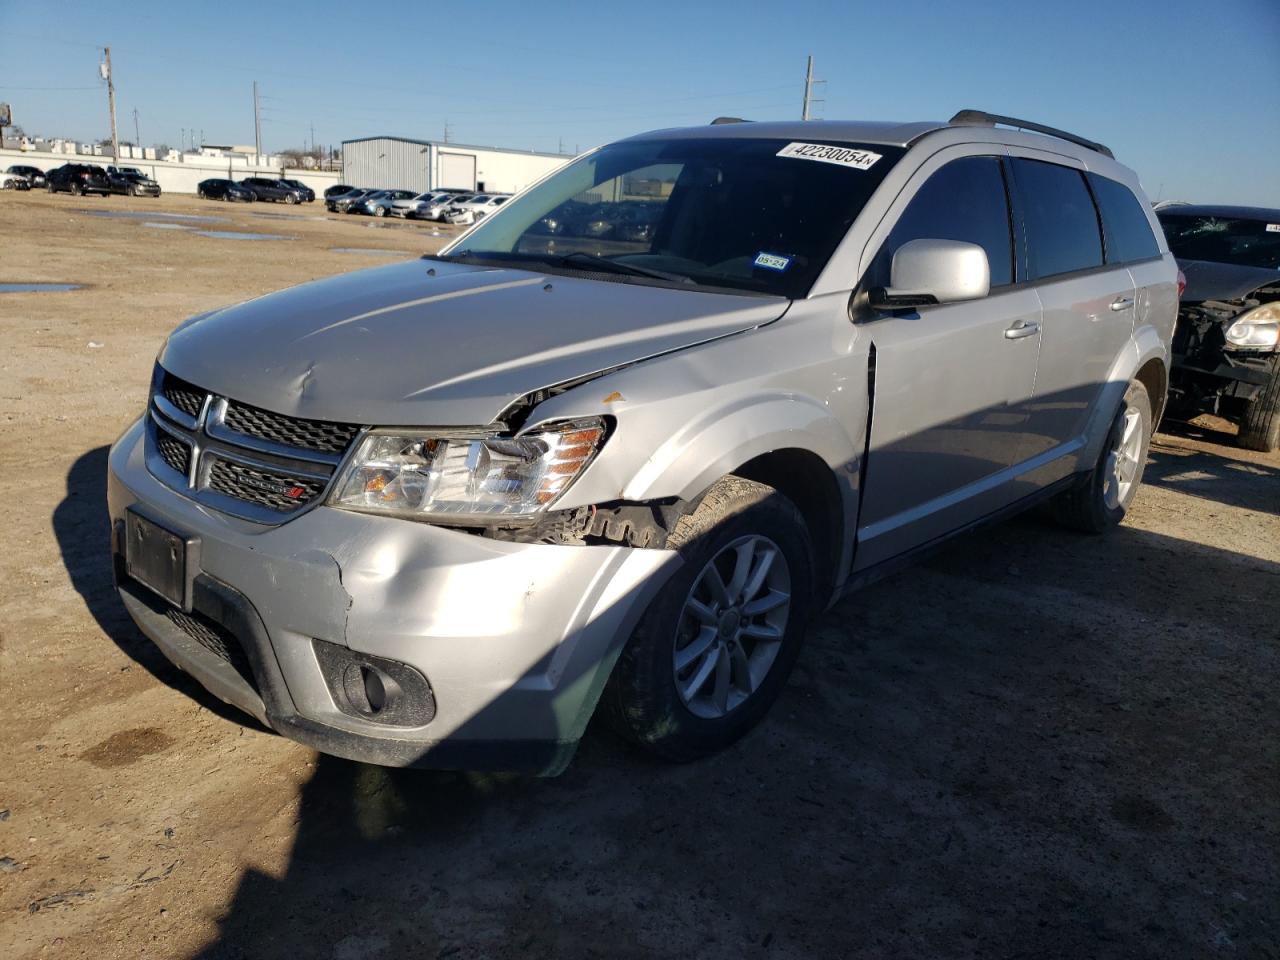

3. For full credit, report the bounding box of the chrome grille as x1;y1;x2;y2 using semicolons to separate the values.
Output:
207;458;328;512
161;372;205;419
145;365;362;524
155;431;192;476
224;400;359;454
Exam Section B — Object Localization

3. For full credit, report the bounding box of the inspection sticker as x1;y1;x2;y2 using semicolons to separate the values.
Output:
1267;223;1280;233
753;252;792;272
776;142;882;171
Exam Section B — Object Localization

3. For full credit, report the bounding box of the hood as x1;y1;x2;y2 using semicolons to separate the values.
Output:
1177;258;1280;304
159;259;785;426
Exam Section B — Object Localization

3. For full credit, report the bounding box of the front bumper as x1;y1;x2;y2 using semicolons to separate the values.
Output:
108;418;679;773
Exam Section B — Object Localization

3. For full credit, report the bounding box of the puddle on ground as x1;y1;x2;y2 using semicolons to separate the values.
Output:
330;247;415;256
252;212;309;221
82;209;223;223
0;282;82;293
195;230;296;241
142;222;193;231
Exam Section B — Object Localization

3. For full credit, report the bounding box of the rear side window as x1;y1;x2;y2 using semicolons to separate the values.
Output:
872;156;1014;287
1011;158;1103;279
1087;173;1161;263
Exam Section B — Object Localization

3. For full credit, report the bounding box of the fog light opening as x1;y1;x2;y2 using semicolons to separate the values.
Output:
362;666;387;713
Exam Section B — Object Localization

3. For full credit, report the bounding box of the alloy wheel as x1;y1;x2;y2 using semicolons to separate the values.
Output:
1102;403;1143;511
673;535;791;719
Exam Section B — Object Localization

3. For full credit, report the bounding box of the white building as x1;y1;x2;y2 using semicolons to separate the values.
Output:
341;136;572;194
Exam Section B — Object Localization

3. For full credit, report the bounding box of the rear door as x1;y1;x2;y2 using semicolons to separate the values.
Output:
854;151;1043;570
1007;155;1134;467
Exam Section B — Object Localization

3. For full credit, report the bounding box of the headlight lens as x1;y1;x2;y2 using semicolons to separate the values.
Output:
1224;303;1280;349
330;419;606;521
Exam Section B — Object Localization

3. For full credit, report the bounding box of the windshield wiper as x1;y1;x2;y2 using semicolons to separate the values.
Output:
557;252;693;284
433;249;695;285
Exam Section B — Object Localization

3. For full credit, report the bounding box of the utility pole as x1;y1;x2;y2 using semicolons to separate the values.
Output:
132;108;140;152
310;121;315;157
443;120;452;144
801;55;825;121
102;47;120;160
253;81;262;158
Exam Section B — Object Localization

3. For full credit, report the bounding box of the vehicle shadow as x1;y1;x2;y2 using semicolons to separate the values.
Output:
185;514;1279;959
1146;432;1280;516
52;445;269;729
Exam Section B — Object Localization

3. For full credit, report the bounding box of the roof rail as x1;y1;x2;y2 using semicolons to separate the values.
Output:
710;116;750;125
949;109;1114;159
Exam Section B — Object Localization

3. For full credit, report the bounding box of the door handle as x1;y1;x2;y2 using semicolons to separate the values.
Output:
1110;297;1134;312
1004;319;1041;340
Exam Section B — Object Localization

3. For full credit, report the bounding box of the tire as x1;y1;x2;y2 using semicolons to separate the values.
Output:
601;476;814;761
374;206;386;217
1047;380;1152;533
47;182;55;193
128;185;137;197
285;193;299;205
1237;356;1280;453
71;182;82;196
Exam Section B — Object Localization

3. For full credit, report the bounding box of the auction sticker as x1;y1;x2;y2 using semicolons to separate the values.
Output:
753;252;792;271
776;142;882;171
1267;223;1280;233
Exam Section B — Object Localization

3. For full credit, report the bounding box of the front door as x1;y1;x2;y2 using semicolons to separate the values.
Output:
853;154;1042;570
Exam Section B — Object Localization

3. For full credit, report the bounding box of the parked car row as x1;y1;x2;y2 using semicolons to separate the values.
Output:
323;185;511;222
196;176;314;204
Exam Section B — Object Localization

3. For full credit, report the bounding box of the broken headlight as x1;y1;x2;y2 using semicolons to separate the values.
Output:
1224;303;1280;349
329;419;606;522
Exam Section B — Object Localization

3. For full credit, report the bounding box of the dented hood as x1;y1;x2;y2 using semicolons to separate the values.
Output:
159;259;784;425
1177;258;1280;304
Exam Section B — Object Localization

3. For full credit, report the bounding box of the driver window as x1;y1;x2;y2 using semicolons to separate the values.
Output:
869;156;1014;289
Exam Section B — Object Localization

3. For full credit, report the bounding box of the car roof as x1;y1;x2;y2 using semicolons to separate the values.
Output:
1155;204;1280;222
621;119;946;147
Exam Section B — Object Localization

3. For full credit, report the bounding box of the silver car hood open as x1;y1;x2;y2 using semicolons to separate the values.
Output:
159;259;786;427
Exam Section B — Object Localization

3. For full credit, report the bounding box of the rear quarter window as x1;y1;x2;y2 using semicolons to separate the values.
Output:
1087;173;1161;263
1011;158;1104;279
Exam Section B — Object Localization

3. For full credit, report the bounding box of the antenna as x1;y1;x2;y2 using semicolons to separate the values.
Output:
801;56;825;121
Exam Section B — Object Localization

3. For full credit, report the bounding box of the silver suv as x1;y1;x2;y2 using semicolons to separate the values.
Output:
108;110;1177;774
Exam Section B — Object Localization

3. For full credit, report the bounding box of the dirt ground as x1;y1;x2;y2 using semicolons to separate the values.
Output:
1;189;1277;960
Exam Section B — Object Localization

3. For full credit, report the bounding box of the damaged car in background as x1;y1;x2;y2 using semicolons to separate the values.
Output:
1157;205;1280;451
107;111;1176;775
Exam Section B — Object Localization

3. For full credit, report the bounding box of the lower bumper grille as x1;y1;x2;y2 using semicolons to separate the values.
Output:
165;606;258;692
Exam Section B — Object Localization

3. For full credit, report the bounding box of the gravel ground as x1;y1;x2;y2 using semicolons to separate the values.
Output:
1;190;1277;960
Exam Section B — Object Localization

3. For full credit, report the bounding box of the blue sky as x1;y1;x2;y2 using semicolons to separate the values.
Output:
2;0;1277;204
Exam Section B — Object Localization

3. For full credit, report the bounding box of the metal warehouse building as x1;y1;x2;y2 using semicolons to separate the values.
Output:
341;137;572;194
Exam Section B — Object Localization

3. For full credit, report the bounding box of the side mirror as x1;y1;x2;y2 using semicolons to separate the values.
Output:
869;238;991;309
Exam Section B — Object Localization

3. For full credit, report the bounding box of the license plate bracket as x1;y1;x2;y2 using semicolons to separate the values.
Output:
124;509;199;611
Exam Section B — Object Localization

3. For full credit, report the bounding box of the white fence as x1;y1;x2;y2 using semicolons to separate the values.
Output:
0;147;342;196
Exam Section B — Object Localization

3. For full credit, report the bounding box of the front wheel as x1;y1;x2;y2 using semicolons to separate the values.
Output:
71;182;82;196
1047;380;1152;533
285;193;299;204
1237;356;1280;453
602;476;814;761
374;206;386;217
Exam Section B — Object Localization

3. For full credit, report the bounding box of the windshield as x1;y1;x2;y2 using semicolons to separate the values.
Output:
1159;214;1280;270
444;136;903;297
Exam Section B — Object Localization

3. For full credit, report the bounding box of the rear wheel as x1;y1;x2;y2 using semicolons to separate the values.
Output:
1237;357;1280;453
1047;380;1152;533
602;476;814;761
